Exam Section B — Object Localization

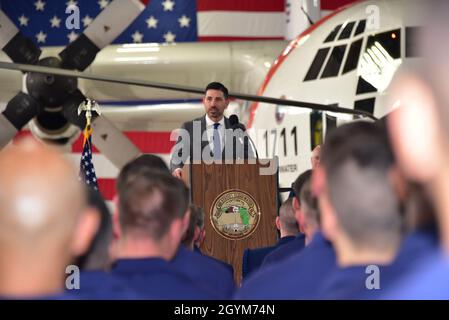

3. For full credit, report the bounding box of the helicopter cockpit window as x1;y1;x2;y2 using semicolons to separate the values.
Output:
321;45;346;78
366;29;401;60
354;20;366;36
343;38;363;74
324;24;342;43
405;26;422;57
338;21;356;40
304;47;330;81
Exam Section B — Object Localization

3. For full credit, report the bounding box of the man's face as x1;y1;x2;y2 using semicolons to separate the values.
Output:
203;89;229;122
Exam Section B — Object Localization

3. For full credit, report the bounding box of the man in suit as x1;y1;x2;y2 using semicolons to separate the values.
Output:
242;198;298;280
171;82;252;179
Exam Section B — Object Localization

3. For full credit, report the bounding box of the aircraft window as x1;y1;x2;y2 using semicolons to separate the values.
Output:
304;47;330;81
343;39;363;74
406;26;423;57
354;20;366;36
354;97;375;115
366;29;401;59
324;24;342;43
338;21;356;40
356;77;377;94
321;45;346;78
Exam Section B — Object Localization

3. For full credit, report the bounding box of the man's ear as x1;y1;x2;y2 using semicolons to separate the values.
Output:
388;73;443;183
71;207;100;257
275;216;281;231
112;195;122;240
292;197;305;233
181;210;191;236
312;166;326;197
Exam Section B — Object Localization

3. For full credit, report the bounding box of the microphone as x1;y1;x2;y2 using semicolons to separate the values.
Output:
228;114;259;159
229;114;246;131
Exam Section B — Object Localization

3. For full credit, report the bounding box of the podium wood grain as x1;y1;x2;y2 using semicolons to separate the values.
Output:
188;161;278;284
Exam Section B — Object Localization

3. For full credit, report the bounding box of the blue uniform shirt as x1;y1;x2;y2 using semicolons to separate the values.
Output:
235;232;335;299
68;270;142;299
260;233;306;269
112;257;215;299
172;245;235;299
242;236;296;279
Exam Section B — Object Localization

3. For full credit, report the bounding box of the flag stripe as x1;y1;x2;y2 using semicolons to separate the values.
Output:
197;0;284;12
198;36;284;41
197;11;284;38
98;178;116;201
71;131;175;154
321;0;359;11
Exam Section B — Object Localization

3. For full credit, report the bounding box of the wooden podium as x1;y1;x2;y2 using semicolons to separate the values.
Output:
183;159;278;284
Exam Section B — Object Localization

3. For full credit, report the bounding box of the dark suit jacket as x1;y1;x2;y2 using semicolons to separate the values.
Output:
242;236;296;280
170;115;253;172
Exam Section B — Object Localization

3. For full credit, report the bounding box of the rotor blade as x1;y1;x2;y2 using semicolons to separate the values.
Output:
63;89;140;169
0;10;41;65
59;0;147;71
0;92;42;149
0;61;378;120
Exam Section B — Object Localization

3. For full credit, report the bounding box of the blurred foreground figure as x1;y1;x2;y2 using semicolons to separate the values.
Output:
385;0;449;299
0;139;96;299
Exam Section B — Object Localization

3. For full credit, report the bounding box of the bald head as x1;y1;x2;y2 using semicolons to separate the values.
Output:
0;139;85;246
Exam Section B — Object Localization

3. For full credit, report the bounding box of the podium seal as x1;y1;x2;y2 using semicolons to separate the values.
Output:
210;189;261;240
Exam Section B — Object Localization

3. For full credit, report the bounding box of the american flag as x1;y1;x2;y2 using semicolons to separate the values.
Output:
79;126;99;191
0;0;287;45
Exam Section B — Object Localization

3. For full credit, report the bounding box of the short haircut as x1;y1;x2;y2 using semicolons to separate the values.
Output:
321;121;401;249
292;169;313;202
118;167;190;241
117;154;169;192
300;179;320;226
76;188;112;271
205;82;229;100
182;204;204;246
278;198;299;234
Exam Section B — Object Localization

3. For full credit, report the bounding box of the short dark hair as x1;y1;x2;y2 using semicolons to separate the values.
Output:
292;169;312;202
205;82;229;99
117;154;169;193
321;121;401;249
278;198;299;234
118;167;190;241
76;188;112;271
182;204;204;246
299;179;320;226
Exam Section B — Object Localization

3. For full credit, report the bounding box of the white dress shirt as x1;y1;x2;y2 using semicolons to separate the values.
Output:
205;115;225;152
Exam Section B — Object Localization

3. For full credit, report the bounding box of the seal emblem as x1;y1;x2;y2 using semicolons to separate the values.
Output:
210;189;261;240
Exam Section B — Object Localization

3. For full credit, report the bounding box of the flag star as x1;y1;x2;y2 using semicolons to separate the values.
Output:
93;178;97;182
178;15;190;28
66;0;78;7
35;31;47;43
18;15;29;27
67;31;78;43
98;0;109;10
82;15;93;27
146;16;158;29
132;31;143;43
34;0;46;11
50;15;61;28
163;31;176;43
162;0;175;11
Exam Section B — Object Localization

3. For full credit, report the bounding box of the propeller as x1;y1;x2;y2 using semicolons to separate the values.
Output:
0;60;379;121
0;0;146;168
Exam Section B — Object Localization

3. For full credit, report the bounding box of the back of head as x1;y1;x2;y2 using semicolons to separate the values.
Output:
300;179;320;227
182;204;204;248
321;121;401;249
278;198;299;236
117;154;169;192
118;167;189;241
0;139;84;251
292;169;312;200
205;82;229;99
76;188;112;271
